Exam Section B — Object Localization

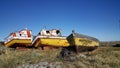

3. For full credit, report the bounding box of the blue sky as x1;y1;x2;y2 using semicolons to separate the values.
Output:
0;0;120;41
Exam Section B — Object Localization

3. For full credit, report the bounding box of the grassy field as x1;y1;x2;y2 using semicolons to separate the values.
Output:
0;46;120;68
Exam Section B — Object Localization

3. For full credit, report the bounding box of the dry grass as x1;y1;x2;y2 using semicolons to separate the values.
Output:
0;47;61;68
0;46;120;68
59;47;120;68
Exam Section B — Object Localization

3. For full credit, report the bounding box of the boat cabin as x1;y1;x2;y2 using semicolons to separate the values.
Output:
4;29;32;44
38;29;61;37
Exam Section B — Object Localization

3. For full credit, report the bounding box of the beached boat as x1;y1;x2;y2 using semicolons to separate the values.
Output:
4;29;32;48
32;29;70;49
66;30;99;53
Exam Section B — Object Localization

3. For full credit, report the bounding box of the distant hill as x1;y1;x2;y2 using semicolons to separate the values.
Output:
0;41;4;46
100;41;120;47
1;40;120;47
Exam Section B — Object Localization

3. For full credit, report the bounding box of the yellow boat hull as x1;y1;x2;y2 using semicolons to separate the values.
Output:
33;38;70;47
73;38;99;47
5;39;32;48
33;37;99;47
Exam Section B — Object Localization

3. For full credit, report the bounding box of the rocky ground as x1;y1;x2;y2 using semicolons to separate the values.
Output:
17;62;62;68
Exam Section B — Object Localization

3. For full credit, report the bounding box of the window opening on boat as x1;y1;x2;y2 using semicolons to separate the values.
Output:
19;34;22;36
46;31;50;34
56;30;60;34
